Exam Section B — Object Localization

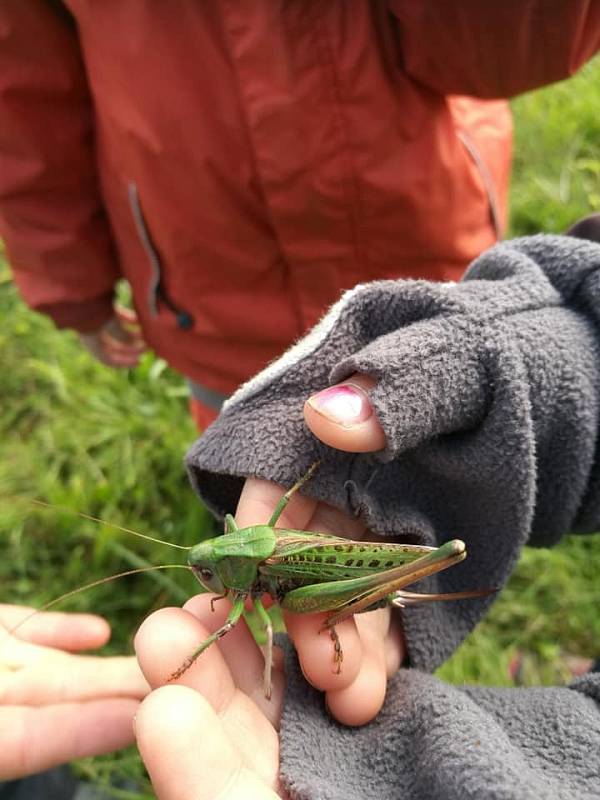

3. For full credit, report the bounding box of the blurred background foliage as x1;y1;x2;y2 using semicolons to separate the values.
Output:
2;57;600;796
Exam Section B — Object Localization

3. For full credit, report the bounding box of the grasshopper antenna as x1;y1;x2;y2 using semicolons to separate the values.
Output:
30;500;192;550
3;564;192;643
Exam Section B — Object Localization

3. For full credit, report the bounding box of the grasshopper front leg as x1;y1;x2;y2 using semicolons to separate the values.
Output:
169;593;246;681
268;461;320;526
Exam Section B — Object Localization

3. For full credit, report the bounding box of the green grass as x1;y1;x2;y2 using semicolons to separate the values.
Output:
2;56;600;796
509;57;600;235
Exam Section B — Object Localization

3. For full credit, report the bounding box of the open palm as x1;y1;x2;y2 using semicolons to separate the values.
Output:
0;605;148;780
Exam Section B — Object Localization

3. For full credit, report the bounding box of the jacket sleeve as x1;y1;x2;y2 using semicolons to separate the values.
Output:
389;1;600;98
187;234;600;800
0;0;119;332
187;235;600;671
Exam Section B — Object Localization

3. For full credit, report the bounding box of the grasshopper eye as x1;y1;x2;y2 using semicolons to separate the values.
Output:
193;564;225;594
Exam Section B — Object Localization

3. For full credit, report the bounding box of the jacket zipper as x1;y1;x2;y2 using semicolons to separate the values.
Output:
127;182;194;329
456;131;503;240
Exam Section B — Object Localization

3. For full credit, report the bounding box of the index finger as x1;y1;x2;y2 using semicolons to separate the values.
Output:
0;606;110;651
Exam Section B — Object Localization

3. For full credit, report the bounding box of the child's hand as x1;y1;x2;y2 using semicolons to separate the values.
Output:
0;605;149;779
235;372;405;726
79;305;146;368
135;596;284;800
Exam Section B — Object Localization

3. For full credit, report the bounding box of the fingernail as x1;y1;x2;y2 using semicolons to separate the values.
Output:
307;384;372;427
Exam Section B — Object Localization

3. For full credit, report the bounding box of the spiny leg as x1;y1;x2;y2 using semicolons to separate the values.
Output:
268;460;320;526
252;597;274;699
326;623;344;675
169;594;245;681
390;587;495;607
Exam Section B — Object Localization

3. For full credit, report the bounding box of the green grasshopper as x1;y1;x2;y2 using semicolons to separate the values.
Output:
11;465;489;699
174;463;491;698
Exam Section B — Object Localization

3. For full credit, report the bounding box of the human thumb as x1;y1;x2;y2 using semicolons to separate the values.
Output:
304;374;387;453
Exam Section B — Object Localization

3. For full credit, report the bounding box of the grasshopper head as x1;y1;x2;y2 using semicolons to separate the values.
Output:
188;541;226;594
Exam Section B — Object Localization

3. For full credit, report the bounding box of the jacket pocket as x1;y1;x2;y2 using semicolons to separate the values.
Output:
127;182;193;329
456;131;503;240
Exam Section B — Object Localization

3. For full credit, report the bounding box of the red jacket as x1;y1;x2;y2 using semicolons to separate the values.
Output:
1;1;599;395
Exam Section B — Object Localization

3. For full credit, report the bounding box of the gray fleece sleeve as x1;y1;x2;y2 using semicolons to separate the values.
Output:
279;646;600;800
187;234;600;669
186;234;600;799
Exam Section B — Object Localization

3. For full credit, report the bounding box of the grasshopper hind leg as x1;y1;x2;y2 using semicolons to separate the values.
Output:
321;621;344;675
329;625;344;674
